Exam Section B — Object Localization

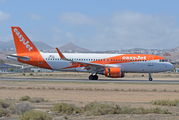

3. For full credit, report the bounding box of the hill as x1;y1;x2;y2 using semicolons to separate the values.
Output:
58;42;90;52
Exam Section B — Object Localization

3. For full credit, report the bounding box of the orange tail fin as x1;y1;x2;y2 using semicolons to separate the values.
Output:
11;26;38;54
11;26;52;70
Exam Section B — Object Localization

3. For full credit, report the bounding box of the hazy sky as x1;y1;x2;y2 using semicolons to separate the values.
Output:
0;0;179;50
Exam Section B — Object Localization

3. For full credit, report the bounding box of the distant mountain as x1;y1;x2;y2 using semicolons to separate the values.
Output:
129;48;159;51
172;46;179;51
0;40;53;49
58;42;90;52
0;40;14;49
33;41;54;49
129;48;147;51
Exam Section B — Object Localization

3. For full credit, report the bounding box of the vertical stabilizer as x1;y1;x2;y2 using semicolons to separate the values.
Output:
11;26;38;54
11;26;52;69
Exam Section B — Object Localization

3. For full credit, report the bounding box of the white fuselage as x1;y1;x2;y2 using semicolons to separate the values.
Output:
39;52;173;73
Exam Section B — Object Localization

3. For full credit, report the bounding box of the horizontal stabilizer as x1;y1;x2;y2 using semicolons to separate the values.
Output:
7;54;30;61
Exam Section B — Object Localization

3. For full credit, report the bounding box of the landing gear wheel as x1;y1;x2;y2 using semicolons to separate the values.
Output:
149;78;153;81
89;75;98;80
93;75;98;80
89;75;94;80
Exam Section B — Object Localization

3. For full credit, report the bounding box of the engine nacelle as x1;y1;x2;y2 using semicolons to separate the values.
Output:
105;67;125;78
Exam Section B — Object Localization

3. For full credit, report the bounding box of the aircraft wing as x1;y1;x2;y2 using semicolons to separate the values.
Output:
55;48;106;71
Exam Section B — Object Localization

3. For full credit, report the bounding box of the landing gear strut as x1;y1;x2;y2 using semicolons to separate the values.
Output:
149;73;153;81
89;75;98;80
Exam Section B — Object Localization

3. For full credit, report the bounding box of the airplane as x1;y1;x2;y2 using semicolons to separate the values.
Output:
7;26;174;81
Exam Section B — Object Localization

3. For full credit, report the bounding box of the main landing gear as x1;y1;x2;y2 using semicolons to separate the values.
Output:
149;73;153;81
89;75;98;80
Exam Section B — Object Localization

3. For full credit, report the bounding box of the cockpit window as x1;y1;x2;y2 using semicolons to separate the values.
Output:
159;59;167;62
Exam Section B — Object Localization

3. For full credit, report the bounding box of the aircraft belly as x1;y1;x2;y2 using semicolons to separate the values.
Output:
46;61;75;70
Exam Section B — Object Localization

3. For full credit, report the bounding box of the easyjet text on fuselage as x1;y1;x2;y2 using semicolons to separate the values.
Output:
122;56;146;60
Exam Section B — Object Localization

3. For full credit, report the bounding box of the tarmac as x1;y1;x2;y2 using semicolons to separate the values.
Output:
0;78;179;84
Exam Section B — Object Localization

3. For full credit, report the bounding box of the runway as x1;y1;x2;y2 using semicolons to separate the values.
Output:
0;78;179;84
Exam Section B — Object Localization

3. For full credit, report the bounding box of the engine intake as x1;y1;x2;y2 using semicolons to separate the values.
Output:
105;67;125;78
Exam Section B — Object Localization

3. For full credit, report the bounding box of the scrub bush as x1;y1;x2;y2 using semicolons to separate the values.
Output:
19;110;52;120
15;103;35;114
29;97;45;103
51;103;81;114
19;96;31;101
0;108;9;117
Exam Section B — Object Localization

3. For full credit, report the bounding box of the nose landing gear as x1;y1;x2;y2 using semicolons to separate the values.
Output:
149;73;153;81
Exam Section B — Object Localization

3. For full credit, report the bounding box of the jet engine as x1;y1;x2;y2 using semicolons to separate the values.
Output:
105;67;125;78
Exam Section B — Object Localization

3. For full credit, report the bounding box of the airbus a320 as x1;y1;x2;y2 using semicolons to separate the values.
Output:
7;26;174;81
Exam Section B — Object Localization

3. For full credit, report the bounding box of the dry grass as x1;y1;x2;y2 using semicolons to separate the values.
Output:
151;99;179;106
84;102;170;116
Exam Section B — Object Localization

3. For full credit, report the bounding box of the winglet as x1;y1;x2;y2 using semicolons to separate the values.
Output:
56;47;69;61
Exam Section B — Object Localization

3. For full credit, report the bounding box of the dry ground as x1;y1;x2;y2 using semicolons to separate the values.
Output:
0;72;179;120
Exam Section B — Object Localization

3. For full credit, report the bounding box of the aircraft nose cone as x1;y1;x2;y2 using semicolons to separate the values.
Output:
168;63;174;71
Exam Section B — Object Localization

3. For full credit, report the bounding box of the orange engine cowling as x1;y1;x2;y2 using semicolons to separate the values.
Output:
105;67;125;78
